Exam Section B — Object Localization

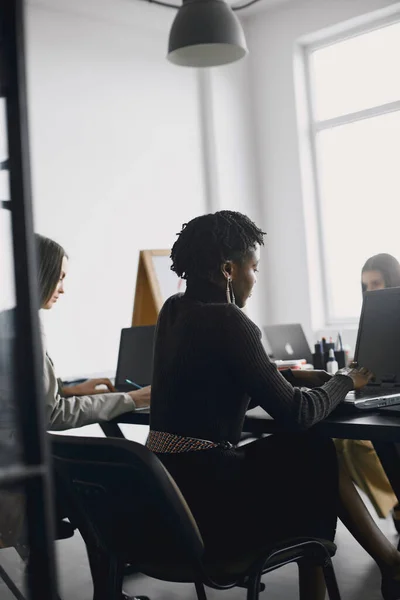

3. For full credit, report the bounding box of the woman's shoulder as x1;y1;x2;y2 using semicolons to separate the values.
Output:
188;300;262;335
224;304;262;335
158;293;185;319
159;295;261;335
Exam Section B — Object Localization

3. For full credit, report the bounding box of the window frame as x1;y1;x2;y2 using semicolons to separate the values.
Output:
1;1;58;598
300;11;400;327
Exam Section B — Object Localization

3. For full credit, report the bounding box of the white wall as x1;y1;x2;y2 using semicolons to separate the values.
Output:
206;59;267;328
26;0;206;377
27;0;395;375
244;0;400;352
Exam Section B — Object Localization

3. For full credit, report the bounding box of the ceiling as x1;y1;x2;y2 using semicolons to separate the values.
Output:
28;0;295;23
159;0;294;13
229;0;291;8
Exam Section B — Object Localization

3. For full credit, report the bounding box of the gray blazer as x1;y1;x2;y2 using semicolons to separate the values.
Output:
44;343;136;431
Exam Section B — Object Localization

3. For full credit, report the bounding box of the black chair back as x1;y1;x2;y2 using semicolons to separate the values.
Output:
50;435;204;569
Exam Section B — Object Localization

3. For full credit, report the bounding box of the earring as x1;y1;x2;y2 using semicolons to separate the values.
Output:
226;276;236;304
226;276;231;303
229;278;236;305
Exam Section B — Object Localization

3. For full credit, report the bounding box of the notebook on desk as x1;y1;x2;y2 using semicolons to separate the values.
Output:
114;325;155;392
343;287;400;410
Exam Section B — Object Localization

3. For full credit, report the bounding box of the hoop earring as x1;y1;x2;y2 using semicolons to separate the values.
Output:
226;276;236;304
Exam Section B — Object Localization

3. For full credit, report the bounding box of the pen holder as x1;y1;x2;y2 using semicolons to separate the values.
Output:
332;350;346;369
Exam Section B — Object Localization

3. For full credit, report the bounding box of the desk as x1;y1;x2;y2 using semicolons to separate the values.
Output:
104;405;400;441
244;407;400;442
102;406;400;507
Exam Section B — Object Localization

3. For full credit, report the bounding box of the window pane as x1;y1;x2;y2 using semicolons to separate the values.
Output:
311;21;400;121
0;101;10;202
0;208;21;467
0;100;8;163
0;483;31;599
0;171;10;202
317;110;400;321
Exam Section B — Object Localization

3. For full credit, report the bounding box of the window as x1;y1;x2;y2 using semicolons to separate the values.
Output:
305;19;400;323
0;3;57;598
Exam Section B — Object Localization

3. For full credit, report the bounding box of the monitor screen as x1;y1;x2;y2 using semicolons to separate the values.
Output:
356;287;400;384
115;326;155;388
263;323;312;364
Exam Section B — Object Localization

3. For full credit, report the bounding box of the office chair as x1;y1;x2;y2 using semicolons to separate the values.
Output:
51;434;341;600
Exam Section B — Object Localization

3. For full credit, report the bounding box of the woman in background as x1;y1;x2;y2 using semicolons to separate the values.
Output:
362;254;400;294
36;233;150;430
336;253;400;531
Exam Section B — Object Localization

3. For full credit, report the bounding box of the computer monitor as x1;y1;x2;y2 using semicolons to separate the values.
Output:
115;325;155;391
355;287;400;385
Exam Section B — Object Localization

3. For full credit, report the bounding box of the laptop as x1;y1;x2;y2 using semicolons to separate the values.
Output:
263;323;313;365
114;325;155;393
343;287;400;410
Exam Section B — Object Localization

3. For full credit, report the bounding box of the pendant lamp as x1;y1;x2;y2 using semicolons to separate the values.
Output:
167;0;248;68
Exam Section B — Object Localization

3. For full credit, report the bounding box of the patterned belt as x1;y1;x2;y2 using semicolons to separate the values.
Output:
146;430;234;454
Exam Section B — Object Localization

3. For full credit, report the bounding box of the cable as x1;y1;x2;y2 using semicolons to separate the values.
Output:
144;0;262;11
146;0;180;8
232;0;262;9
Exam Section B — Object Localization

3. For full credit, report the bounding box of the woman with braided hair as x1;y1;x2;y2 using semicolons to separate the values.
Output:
147;211;400;599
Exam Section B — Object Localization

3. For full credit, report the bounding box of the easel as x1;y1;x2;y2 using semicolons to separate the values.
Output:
132;250;167;326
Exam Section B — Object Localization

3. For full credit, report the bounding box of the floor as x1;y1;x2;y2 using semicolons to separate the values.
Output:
56;510;396;600
0;425;398;599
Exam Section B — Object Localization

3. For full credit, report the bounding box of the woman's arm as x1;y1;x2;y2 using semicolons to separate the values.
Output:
224;306;353;429
62;378;115;397
43;353;139;431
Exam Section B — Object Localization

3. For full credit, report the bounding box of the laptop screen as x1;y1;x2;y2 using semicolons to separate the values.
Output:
263;324;312;364
115;326;156;389
356;287;400;384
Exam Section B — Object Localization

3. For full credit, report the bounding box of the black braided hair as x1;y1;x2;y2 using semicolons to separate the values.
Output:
171;210;266;280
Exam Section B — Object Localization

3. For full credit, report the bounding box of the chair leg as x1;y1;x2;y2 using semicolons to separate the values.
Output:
18;548;63;600
0;562;26;600
322;560;341;600
246;572;262;600
87;545;123;600
14;544;29;563
194;581;208;600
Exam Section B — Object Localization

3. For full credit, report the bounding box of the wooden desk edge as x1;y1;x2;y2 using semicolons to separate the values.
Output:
111;409;400;443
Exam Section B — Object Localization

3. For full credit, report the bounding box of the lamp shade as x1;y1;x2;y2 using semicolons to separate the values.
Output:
167;0;248;68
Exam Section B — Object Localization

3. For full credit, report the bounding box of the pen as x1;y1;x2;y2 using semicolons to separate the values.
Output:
336;333;343;351
125;379;149;412
125;378;143;390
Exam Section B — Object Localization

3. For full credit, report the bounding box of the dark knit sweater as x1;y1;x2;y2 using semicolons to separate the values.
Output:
150;279;353;445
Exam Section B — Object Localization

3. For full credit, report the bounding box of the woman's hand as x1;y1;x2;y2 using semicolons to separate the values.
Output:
128;386;151;409
291;369;332;388
63;378;116;397
336;363;374;390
